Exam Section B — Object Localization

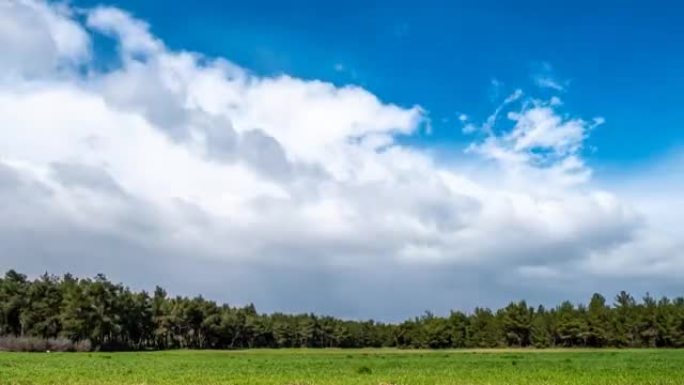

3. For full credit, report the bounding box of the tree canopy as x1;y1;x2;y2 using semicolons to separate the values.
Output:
1;270;684;351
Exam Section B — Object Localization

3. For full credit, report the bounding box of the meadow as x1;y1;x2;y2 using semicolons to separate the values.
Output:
1;349;683;385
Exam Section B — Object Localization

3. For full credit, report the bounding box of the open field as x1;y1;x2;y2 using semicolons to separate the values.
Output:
1;349;683;385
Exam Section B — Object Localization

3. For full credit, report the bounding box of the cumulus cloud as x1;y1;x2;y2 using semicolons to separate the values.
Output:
0;0;89;78
0;0;682;319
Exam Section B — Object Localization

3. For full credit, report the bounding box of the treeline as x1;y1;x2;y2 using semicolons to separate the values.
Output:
1;270;684;351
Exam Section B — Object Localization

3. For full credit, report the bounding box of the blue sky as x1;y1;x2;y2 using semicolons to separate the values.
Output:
74;0;684;167
2;0;684;319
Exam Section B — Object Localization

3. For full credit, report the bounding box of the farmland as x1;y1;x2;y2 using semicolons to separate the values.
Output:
1;349;683;385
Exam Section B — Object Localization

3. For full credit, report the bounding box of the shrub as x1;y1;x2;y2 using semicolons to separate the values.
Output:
0;336;92;352
356;366;373;374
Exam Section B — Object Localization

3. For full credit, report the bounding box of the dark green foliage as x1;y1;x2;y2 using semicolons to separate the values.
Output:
1;270;684;351
468;308;501;348
587;293;610;347
530;306;552;348
501;301;533;347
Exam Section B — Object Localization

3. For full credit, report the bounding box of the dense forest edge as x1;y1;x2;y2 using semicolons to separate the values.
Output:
1;270;683;352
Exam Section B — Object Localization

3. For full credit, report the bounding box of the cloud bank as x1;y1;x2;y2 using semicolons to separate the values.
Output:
0;0;682;319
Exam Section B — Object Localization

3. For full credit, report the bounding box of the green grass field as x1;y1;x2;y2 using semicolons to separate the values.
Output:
1;349;682;385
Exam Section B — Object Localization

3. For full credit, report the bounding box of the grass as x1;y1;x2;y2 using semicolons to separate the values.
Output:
1;348;683;384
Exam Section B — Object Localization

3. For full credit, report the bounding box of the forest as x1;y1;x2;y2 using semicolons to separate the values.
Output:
1;270;684;351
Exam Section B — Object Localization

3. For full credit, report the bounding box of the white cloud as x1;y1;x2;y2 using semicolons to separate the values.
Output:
532;62;567;92
0;0;89;78
534;76;565;91
0;1;682;318
87;6;161;57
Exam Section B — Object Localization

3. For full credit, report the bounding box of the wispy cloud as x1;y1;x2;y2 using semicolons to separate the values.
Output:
531;62;568;91
534;76;565;91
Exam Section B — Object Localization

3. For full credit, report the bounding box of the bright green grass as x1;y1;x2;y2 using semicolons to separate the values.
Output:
1;349;683;385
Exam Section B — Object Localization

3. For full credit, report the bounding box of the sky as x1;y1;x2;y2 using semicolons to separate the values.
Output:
0;0;683;320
